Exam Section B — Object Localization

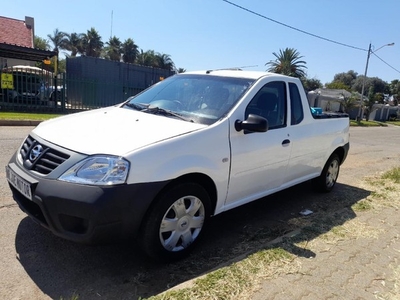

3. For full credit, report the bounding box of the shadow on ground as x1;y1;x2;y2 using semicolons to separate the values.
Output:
15;181;370;299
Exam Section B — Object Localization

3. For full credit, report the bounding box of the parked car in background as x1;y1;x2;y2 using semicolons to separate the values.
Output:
1;65;55;105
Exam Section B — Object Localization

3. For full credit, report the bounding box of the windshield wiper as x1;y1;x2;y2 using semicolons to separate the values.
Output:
144;105;194;122
124;102;149;111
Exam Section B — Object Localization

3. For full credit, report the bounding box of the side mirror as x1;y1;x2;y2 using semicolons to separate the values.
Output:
235;114;268;133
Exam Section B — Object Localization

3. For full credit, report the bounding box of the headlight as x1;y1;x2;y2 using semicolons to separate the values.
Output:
59;156;130;185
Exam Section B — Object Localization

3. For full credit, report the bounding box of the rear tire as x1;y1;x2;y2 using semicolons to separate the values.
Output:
314;153;340;193
138;182;211;262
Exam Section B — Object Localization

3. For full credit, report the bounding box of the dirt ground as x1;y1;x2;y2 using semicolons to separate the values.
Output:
1;125;399;299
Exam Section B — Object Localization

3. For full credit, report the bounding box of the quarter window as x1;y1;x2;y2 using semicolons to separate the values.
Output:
289;82;304;125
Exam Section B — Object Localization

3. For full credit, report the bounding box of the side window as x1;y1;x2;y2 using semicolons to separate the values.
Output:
289;82;304;125
245;81;286;129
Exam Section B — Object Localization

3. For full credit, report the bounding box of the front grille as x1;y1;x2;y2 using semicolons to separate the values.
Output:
21;135;70;175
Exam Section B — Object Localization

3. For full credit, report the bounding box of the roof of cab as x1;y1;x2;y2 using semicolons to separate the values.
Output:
183;69;289;80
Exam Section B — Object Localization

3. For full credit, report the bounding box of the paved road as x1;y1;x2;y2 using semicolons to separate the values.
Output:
1;125;399;299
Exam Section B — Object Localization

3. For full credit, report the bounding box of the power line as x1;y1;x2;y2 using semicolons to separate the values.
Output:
371;52;400;75
222;0;367;52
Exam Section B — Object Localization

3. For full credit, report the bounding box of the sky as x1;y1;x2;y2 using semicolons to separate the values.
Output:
2;0;400;85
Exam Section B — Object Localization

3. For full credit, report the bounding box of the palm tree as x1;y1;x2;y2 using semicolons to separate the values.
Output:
338;92;358;113
106;36;122;61
266;48;307;78
137;49;156;67
64;32;84;57
121;38;139;63
34;36;49;50
47;28;67;52
155;53;175;71
81;28;104;58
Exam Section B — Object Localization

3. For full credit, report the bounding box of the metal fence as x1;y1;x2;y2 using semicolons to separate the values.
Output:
1;58;175;113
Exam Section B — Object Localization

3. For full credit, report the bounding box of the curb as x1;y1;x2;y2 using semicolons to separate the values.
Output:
0;120;42;126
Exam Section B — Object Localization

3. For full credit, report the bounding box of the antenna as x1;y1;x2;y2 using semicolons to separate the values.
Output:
110;10;113;38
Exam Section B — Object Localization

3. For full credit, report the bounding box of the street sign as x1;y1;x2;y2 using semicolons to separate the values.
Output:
1;73;13;89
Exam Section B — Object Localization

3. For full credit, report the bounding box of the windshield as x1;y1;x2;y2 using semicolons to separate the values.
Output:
122;74;254;125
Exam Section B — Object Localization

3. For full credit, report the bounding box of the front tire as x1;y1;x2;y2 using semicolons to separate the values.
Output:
138;183;211;262
314;153;340;192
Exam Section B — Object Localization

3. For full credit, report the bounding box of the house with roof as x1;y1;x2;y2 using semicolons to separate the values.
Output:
0;15;56;68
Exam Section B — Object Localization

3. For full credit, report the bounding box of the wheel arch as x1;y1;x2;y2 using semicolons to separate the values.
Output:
332;142;349;165
143;172;218;221
165;173;218;215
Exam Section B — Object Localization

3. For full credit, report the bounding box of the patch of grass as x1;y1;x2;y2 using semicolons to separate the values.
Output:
381;167;400;183
149;248;295;300
352;199;373;211
350;120;388;127
0;112;62;121
386;120;400;126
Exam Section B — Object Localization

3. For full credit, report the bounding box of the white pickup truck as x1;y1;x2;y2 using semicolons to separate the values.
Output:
6;70;349;261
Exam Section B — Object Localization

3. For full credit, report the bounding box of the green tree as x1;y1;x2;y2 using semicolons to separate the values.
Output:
364;86;380;121
332;70;358;89
389;79;400;106
34;36;49;50
81;28;104;57
106;36;122;61
325;81;351;91
301;77;322;92
177;68;186;73
155;53;175;71
265;48;307;78
352;76;388;94
64;32;84;57
47;28;67;52
121;38;139;63
137;49;157;66
337;92;358;113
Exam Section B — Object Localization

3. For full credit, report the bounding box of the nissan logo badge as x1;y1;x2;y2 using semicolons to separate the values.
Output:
29;144;43;161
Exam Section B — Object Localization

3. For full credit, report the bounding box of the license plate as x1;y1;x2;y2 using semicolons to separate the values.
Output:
6;166;32;201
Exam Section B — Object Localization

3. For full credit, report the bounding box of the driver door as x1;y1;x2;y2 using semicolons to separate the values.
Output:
225;80;292;209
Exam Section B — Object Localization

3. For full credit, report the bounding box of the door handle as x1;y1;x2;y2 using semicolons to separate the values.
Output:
282;139;290;145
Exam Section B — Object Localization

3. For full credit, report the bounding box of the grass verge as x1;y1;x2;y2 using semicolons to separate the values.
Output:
350;120;388;127
0;112;62;121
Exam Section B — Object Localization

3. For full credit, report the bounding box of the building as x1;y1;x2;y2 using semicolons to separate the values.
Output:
0;15;56;68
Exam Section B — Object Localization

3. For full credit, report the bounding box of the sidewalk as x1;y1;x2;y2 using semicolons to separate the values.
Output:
252;206;400;299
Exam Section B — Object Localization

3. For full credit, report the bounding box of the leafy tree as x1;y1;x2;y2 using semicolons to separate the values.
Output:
47;28;67;52
58;58;66;73
106;36;122;61
364;86;381;121
325;81;351;91
121;38;139;63
137;49;157;67
81;28;104;57
389;80;400;106
265;48;307;78
34;36;49;50
155;53;175;71
64;32;84;57
177;68;186;73
38;28;180;71
301;77;322;92
352;76;388;94
337;92;358;113
332;70;358;89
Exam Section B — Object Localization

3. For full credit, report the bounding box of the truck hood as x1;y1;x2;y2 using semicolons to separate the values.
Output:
33;106;206;156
